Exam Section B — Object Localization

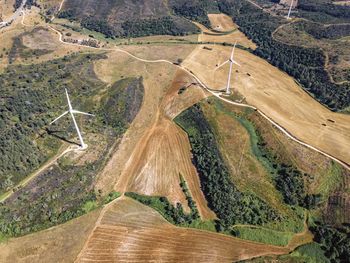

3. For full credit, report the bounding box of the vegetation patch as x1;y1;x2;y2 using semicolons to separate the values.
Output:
125;192;201;226
245;242;330;263
170;0;218;28
201;99;305;233
286;242;330;263
175;103;280;229
99;77;144;134
0;53;105;196
310;222;350;262
231;226;293;246
0;53;143;238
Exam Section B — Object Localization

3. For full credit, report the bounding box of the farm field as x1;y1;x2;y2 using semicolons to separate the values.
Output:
76;197;290;263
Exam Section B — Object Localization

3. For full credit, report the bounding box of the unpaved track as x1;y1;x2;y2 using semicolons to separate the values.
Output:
75;197;290;263
47;23;350;170
0;144;74;203
0;0;27;28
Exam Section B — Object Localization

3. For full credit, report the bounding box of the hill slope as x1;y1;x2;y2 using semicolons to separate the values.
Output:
58;0;199;37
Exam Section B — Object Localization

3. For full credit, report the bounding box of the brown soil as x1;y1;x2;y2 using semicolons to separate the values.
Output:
76;197;290;263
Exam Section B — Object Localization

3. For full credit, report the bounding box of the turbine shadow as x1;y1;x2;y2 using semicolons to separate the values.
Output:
46;128;80;146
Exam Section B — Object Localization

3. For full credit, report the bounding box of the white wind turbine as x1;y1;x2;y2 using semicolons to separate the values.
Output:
216;41;241;95
50;89;94;150
287;0;294;19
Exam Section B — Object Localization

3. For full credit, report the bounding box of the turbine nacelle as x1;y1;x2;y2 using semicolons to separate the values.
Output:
50;89;94;150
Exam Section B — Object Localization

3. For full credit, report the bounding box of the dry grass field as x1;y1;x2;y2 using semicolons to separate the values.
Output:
208;13;237;32
76;197;290;263
0;0;15;21
193;14;256;50
333;0;350;6
0;209;101;263
182;15;350;166
0;15;85;71
114;71;215;219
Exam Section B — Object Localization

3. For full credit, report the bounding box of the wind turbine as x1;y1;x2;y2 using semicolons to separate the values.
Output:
50;89;94;150
216;41;241;95
287;0;294;19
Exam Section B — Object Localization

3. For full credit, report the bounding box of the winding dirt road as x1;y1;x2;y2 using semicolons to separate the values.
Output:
0;0;27;28
46;25;350;171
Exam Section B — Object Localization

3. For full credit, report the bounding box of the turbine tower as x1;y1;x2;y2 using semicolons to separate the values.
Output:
287;0;294;19
50;89;94;150
216;41;241;95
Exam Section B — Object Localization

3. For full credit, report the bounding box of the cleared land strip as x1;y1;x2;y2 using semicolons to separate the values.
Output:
47;25;350;171
75;197;290;263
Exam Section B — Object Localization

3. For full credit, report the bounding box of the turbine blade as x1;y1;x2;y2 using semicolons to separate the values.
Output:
65;89;72;110
50;111;69;125
71;110;95;116
231;41;238;60
215;60;229;71
232;60;241;67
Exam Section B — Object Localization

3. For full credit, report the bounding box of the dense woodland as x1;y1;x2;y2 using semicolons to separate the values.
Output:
121;16;199;38
169;0;219;28
310;223;350;262
218;0;350;111
298;0;350;23
175;104;280;229
296;21;350;40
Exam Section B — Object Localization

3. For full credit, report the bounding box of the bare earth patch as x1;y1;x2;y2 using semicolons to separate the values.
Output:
22;28;58;50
